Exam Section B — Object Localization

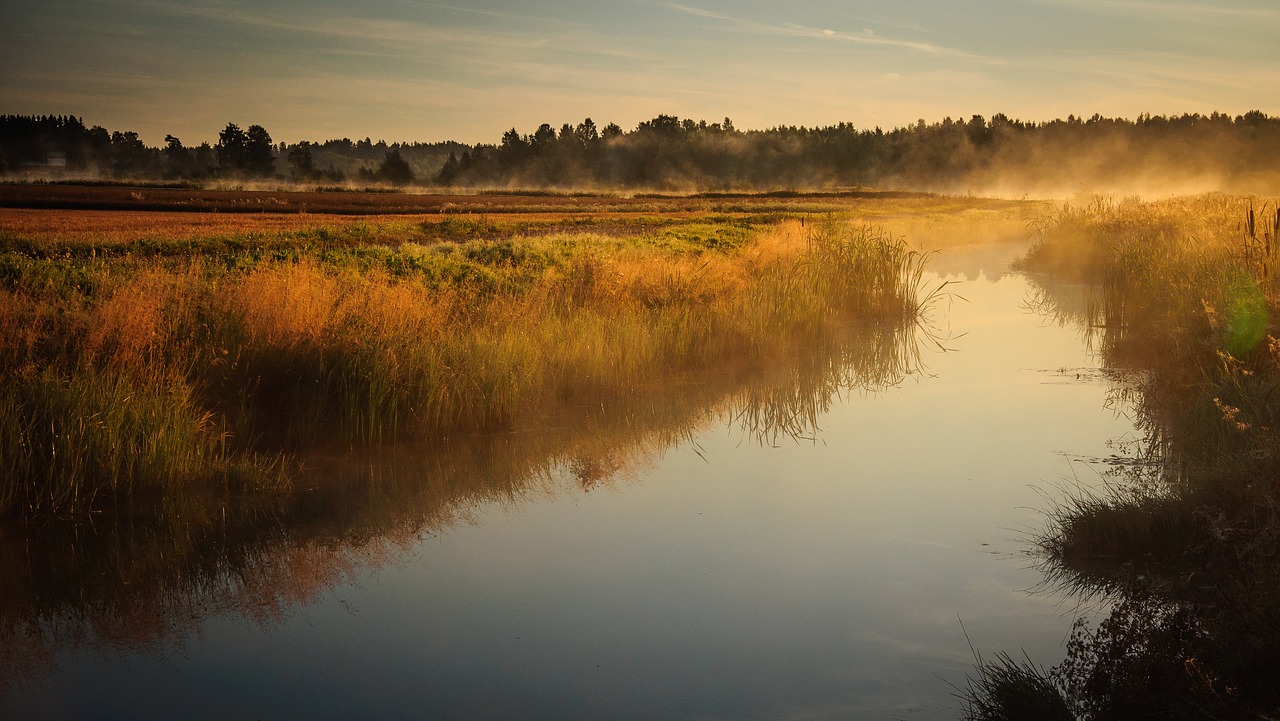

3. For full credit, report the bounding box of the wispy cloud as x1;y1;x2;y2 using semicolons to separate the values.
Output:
415;2;539;23
663;3;731;21
147;2;525;47
661;2;971;58
996;46;1280;97
1058;50;1280;94
145;0;660;67
1027;0;1280;22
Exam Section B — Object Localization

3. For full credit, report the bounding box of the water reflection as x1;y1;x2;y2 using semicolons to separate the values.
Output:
1018;271;1280;718
0;306;931;697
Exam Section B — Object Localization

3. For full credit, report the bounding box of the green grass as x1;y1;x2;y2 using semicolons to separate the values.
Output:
0;367;286;515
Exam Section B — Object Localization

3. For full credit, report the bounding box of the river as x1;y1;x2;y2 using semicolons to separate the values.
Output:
1;237;1136;720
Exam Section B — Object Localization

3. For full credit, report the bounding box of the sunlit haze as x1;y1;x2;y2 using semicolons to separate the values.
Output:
3;0;1278;145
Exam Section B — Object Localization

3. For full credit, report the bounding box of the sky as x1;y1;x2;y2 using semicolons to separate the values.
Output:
2;0;1278;146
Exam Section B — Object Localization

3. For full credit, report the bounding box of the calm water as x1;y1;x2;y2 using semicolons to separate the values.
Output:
2;240;1136;720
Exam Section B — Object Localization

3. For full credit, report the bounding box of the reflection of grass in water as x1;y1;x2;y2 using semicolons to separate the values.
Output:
0;244;934;691
0;210;938;684
1006;194;1280;718
0;368;285;514
1039;490;1212;594
0;208;941;693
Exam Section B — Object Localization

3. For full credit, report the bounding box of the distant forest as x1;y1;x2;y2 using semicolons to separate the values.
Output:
3;111;1279;194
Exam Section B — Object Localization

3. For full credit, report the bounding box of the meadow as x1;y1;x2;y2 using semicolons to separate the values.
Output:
0;185;1021;518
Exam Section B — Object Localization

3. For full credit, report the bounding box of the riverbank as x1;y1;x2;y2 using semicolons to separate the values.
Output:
0;194;974;517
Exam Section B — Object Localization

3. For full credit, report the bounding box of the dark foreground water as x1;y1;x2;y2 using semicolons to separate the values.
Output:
1;240;1136;720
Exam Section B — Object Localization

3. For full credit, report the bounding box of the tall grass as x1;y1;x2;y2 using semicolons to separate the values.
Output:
958;651;1074;721
1011;194;1280;718
0;216;931;517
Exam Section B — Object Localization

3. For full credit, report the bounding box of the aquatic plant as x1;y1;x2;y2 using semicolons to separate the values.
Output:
957;650;1074;721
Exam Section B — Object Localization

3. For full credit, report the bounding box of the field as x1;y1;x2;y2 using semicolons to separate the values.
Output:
0;182;943;214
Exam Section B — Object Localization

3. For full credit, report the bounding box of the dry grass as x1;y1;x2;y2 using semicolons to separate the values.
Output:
0;211;934;516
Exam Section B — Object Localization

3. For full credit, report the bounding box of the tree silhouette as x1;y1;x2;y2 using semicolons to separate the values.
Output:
162;135;195;178
244;125;275;177
375;148;414;185
109;130;151;176
1;111;1279;191
287;142;318;181
216;123;248;173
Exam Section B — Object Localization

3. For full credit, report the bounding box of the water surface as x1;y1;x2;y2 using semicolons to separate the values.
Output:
1;239;1136;720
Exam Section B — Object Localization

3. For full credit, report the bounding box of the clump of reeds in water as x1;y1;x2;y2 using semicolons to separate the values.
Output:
0;216;932;517
957;650;1074;721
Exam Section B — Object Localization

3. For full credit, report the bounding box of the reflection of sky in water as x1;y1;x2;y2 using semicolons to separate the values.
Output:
7;243;1137;721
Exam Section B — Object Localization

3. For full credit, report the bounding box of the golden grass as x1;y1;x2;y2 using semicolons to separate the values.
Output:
0;212;933;517
231;262;342;349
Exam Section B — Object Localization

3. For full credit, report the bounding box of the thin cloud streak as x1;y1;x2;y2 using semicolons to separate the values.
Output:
1028;0;1280;22
146;0;659;66
1008;49;1280;96
149;2;540;48
661;2;969;58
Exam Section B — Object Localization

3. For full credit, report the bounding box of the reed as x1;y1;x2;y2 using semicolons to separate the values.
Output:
957;651;1074;721
0;214;932;516
0;367;284;515
1010;194;1280;717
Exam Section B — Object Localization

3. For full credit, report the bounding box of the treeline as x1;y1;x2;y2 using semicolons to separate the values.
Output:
4;111;1280;193
0;115;463;185
444;111;1280;193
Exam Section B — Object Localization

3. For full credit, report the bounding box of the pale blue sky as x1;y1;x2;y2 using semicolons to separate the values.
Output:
2;0;1277;145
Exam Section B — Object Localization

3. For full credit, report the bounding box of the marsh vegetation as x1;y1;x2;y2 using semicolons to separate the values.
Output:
0;202;942;517
0;301;933;693
964;194;1280;719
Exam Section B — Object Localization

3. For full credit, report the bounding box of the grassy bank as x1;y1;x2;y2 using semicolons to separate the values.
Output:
0;276;934;689
965;194;1280;719
0;213;933;516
